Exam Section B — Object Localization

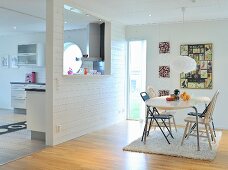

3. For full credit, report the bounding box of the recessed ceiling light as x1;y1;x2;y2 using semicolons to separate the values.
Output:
64;21;67;24
13;26;17;30
99;19;102;22
149;14;152;17
86;14;90;17
64;5;83;14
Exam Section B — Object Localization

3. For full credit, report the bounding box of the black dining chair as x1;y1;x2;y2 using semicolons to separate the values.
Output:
140;92;173;144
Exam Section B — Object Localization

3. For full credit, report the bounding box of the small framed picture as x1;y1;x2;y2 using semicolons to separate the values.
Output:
159;66;170;78
0;56;9;68
10;56;18;68
159;42;170;54
158;90;170;97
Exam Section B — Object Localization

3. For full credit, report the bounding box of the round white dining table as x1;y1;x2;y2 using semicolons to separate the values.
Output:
145;96;210;151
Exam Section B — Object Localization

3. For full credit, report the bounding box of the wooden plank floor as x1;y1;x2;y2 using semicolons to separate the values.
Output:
1;121;228;170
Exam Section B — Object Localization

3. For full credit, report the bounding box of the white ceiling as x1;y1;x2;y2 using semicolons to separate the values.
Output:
74;0;228;25
0;0;228;35
0;0;46;35
0;0;101;35
64;5;102;31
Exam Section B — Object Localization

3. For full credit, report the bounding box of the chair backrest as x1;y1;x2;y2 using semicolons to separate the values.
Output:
140;92;150;102
204;90;219;123
147;85;157;98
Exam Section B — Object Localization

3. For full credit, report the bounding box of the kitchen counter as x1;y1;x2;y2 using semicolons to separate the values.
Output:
10;82;46;85
11;83;45;114
25;88;46;92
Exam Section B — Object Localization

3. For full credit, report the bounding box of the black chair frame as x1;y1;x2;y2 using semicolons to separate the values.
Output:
140;92;174;144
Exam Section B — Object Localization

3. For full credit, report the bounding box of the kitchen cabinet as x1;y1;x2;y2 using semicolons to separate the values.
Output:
17;44;45;66
11;84;27;110
26;90;46;133
11;83;45;112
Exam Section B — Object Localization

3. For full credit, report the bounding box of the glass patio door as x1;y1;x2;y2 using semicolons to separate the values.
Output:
127;40;146;120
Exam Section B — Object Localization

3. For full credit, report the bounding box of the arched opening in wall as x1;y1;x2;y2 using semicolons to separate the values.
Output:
63;42;83;75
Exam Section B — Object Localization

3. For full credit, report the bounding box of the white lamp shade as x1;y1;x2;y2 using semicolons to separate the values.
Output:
171;56;197;73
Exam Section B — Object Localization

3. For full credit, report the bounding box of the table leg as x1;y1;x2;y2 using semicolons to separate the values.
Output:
193;106;200;151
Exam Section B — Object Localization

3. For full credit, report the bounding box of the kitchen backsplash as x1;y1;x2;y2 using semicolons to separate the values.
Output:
32;67;46;83
0;67;46;83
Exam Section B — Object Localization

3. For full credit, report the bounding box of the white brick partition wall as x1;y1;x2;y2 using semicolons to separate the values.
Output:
46;0;126;145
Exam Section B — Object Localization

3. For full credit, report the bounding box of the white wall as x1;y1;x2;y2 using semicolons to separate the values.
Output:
46;0;126;145
126;20;228;129
0;33;46;109
64;28;87;54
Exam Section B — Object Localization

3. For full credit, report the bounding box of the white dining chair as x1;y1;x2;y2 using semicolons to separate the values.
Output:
181;90;219;150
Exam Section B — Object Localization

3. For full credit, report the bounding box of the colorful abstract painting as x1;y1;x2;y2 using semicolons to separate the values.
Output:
159;66;170;78
159;42;170;54
180;43;213;89
158;90;170;97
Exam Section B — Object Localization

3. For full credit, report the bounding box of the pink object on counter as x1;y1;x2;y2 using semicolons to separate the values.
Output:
25;72;36;83
31;72;36;83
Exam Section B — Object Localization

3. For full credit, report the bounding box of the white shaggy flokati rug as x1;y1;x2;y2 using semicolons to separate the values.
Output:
123;129;222;161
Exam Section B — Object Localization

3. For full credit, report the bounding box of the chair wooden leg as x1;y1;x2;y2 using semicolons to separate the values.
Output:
209;123;216;143
211;119;216;137
205;124;212;150
163;121;165;130
151;119;154;128
172;116;177;132
169;119;172;133
186;123;192;139
181;122;189;146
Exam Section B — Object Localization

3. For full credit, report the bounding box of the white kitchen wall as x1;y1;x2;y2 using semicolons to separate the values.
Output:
64;28;87;54
0;33;46;109
126;20;228;129
46;0;126;145
0;33;45;57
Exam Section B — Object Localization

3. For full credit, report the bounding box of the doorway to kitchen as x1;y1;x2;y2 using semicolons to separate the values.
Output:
127;40;147;120
0;0;47;165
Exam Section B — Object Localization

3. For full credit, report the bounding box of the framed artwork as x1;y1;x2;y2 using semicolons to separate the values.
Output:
10;56;18;68
158;90;170;97
180;43;213;89
159;42;170;54
180;45;188;55
159;66;170;78
0;56;9;68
